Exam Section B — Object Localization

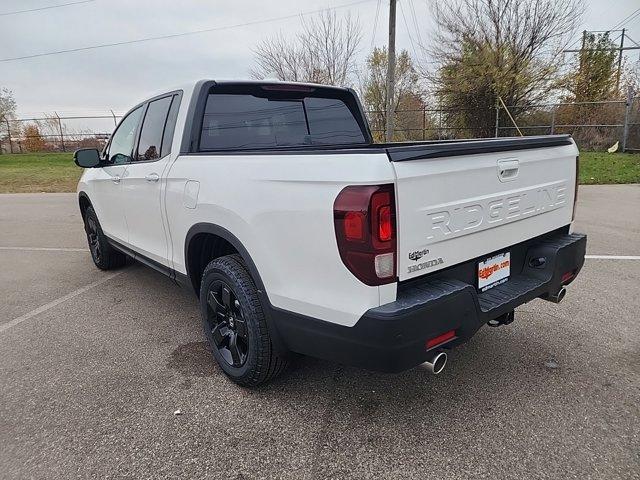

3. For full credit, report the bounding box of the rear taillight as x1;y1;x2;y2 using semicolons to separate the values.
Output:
334;184;397;286
572;155;579;220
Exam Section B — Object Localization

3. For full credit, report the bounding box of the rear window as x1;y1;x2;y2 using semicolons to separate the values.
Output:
199;92;366;151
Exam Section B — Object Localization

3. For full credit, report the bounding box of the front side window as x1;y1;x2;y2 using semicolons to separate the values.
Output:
107;106;144;164
199;92;366;151
136;96;173;161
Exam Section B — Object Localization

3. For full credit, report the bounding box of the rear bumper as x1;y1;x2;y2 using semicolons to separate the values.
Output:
270;232;586;373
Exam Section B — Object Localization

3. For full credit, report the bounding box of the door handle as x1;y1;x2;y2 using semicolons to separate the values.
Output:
145;173;160;182
111;175;121;184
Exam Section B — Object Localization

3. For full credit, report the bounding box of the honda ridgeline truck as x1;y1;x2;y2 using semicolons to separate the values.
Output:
74;80;586;386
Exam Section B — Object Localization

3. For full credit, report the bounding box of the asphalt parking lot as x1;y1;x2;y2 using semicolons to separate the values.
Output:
1;185;639;479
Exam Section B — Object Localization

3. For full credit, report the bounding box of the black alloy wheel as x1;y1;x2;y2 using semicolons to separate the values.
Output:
82;205;127;270
86;216;102;264
205;280;249;368
199;254;289;386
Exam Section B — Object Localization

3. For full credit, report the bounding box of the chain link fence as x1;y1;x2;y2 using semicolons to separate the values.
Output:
1;95;638;154
367;94;639;152
496;94;640;152
366;106;493;142
0;112;122;154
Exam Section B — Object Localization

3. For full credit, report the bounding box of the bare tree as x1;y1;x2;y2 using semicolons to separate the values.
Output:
425;0;584;136
0;88;16;120
251;10;362;86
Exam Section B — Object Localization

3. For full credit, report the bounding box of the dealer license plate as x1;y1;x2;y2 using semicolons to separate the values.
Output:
478;252;510;292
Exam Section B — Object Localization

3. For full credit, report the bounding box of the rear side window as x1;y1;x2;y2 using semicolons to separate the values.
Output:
199;93;366;151
136;96;173;161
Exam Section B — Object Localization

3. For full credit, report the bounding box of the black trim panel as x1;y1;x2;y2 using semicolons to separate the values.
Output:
106;237;193;291
385;135;573;161
106;237;170;275
180;146;386;156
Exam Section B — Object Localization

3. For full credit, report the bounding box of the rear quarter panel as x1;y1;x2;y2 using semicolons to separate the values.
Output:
164;152;396;327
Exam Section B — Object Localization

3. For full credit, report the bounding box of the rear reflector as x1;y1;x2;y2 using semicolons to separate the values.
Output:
561;270;576;283
426;330;456;350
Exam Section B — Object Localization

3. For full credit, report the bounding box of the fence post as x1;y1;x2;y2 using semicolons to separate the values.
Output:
4;117;13;153
550;107;556;135
622;87;633;152
55;112;65;152
422;106;426;140
494;104;500;138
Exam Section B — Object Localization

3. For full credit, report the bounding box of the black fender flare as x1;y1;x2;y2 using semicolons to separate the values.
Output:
184;223;267;294
78;191;92;219
184;223;288;354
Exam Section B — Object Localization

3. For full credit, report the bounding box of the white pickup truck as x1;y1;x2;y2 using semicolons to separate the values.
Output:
74;80;586;386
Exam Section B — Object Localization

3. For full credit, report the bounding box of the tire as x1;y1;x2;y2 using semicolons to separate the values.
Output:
83;206;127;270
199;254;288;387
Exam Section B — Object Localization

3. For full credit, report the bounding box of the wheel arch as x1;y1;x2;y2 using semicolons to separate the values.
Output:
78;191;92;220
184;223;267;298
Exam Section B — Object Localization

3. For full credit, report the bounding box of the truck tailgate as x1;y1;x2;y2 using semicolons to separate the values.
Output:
388;136;578;282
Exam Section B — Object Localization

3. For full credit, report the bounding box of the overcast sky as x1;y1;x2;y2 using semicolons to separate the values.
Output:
1;0;639;117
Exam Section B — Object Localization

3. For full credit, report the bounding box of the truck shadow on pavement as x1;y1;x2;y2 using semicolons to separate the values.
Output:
146;262;595;424
165;314;568;408
166;341;218;378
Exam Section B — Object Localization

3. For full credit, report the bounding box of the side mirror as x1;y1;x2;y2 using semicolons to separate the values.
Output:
74;148;101;168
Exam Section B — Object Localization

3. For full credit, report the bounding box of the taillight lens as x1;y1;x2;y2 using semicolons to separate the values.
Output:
334;184;397;286
378;205;392;241
344;211;365;241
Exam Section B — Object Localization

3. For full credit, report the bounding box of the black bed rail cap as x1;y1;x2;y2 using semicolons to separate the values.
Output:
386;134;573;162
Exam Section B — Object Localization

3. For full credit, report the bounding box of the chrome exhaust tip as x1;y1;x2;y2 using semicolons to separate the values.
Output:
423;351;447;375
545;286;567;304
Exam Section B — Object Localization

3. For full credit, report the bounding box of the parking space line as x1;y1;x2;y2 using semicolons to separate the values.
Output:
0;271;124;334
585;255;640;260
0;246;88;252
